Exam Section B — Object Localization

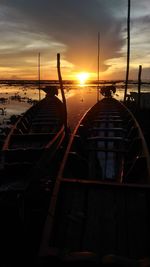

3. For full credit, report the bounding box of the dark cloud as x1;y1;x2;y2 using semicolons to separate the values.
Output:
0;0;125;73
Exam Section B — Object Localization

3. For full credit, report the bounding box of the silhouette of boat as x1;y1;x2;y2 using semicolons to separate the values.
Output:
39;87;150;265
0;86;66;190
0;86;68;265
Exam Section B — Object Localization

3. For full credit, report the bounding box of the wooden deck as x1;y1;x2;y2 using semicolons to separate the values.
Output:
39;179;150;265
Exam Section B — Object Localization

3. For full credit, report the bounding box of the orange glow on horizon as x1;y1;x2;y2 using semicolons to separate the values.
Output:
75;72;90;84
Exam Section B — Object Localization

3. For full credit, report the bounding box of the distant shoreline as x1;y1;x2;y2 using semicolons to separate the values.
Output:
0;79;150;86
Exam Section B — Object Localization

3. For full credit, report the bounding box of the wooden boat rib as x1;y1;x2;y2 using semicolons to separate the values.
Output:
39;95;150;265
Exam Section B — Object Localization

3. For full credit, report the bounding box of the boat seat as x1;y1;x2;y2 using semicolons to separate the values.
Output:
9;133;56;148
87;147;127;153
94;119;123;123
87;136;127;142
10;133;56;141
89;127;126;132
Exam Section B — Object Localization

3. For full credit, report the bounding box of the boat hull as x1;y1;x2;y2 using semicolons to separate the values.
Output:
39;97;150;264
0;94;67;265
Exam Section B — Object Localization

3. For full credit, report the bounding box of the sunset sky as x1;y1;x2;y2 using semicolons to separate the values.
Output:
0;0;150;80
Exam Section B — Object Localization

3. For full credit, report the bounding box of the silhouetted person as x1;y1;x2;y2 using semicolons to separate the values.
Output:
43;85;58;97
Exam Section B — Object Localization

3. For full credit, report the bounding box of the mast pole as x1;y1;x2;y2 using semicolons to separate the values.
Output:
97;32;100;102
57;53;68;135
137;65;142;109
124;0;131;102
38;52;41;101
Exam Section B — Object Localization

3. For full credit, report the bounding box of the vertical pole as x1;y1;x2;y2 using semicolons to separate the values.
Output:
137;65;142;109
97;32;100;102
38;52;41;101
57;53;68;134
124;0;130;102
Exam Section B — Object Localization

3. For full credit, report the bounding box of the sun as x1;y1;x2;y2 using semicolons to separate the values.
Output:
76;72;90;85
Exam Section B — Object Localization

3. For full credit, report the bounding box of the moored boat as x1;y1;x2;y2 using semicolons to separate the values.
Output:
0;86;67;265
0;86;66;188
39;87;150;265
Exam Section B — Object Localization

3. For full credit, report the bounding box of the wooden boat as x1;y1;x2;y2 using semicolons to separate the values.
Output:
39;89;150;265
0;86;66;190
0;54;70;266
0;86;68;265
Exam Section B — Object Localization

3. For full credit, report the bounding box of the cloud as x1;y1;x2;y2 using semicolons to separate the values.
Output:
0;0;149;79
0;0;126;78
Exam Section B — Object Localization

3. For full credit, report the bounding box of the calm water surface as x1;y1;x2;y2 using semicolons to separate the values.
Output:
0;82;150;131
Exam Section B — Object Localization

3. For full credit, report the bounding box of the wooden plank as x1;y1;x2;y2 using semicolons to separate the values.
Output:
47;182;150;257
88;136;126;141
89;127;126;132
82;187;116;255
126;190;150;258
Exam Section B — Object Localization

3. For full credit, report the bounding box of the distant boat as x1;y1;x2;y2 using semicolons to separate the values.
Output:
0;86;66;191
39;86;150;265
